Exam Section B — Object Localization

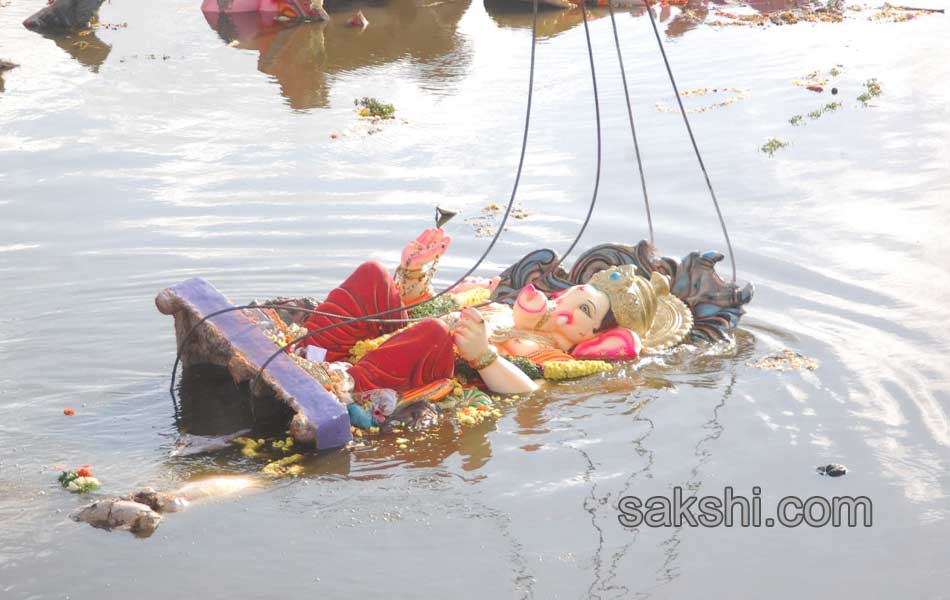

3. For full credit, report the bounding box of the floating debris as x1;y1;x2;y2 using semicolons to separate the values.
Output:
750;349;819;371
793;66;844;90
262;454;304;477
869;2;941;21
456;404;500;427
63;408;76;416
708;2;939;28
355;97;395;120
118;54;173;63
167;429;251;457
760;138;789;156
708;5;843;28
857;78;882;106
789;115;805;126
808;101;842;120
655;87;749;114
347;10;369;29
464;202;528;237
59;467;100;494
72;499;161;535
232;436;267;458
817;463;848;477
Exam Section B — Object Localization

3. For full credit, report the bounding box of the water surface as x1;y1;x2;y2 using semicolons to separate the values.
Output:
1;0;949;597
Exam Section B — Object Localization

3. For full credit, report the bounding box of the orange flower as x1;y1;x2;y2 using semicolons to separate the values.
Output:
76;468;92;478
63;408;75;416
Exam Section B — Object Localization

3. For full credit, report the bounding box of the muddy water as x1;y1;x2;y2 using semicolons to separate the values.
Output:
1;0;949;597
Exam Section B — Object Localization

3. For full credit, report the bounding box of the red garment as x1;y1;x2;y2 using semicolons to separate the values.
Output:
350;319;455;393
301;261;455;392
301;261;405;362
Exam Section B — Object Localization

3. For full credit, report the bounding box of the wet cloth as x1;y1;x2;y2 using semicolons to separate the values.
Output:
300;261;455;393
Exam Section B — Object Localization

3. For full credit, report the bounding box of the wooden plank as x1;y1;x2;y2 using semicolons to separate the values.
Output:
159;278;352;449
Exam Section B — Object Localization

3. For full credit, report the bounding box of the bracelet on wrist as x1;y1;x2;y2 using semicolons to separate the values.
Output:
468;348;499;370
396;266;432;281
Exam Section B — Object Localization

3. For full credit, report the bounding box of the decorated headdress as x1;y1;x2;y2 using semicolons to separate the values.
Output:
588;265;693;352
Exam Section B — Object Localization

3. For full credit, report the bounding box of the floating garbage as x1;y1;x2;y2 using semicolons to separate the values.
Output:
817;463;848;477
72;500;161;536
59;467;100;494
750;349;819;371
166;429;252;457
655;87;749;114
355;97;395;120
347;10;369;29
858;79;883;106
760;138;789;156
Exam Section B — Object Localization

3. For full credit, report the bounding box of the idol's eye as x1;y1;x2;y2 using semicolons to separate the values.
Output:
580;303;592;318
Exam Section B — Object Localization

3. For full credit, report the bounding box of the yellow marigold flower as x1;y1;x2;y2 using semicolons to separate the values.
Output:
542;360;612;380
450;287;491;308
349;323;418;363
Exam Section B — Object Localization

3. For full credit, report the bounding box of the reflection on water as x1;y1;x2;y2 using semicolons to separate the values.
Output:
484;0;807;38
205;0;472;109
1;0;950;595
45;31;112;72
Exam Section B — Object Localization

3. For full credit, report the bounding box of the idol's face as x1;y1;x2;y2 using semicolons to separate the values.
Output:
544;284;611;345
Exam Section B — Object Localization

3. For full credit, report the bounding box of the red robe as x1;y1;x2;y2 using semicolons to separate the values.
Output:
300;261;455;393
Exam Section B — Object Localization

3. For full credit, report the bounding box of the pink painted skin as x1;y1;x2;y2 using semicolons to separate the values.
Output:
539;285;610;348
449;276;500;294
400;228;452;270
511;283;611;350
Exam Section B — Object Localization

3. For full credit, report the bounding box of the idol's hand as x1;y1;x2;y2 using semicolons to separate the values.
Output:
453;307;490;361
401;228;452;271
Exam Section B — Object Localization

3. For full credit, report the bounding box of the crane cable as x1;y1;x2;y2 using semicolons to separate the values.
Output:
605;0;654;245
552;2;602;269
639;0;737;282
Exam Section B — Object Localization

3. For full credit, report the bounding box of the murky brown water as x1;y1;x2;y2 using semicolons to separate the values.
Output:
2;0;949;597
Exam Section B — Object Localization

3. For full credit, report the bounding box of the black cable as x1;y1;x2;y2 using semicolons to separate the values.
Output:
552;1;602;269
606;0;654;245
641;0;736;282
170;0;542;403
246;0;545;397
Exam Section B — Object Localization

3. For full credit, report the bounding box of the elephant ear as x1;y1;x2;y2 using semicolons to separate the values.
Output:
571;328;642;360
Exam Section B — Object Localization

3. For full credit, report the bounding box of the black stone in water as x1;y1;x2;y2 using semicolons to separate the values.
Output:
817;463;848;477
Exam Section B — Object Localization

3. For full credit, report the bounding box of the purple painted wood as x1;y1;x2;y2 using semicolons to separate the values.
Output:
162;278;351;449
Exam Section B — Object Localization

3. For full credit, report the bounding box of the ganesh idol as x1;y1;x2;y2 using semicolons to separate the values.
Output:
285;227;693;418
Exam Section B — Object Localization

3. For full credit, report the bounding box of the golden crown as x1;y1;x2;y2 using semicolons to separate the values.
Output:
588;265;671;337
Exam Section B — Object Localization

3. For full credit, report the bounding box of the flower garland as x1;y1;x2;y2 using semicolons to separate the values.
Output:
542;360;613;380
